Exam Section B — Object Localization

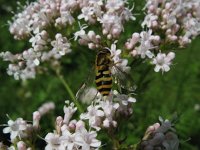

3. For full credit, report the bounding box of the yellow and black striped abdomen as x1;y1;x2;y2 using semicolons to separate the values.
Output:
95;65;112;96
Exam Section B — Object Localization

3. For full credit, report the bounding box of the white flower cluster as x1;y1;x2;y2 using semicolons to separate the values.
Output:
0;33;71;80
2;102;55;149
44;92;136;149
125;0;200;73
44;101;101;150
2;0;136;80
109;42;131;75
141;118;179;150
9;0;60;40
100;0;135;39
125;29;176;73
143;0;200;47
74;28;101;50
10;0;134;40
81;91;136;130
77;0;135;39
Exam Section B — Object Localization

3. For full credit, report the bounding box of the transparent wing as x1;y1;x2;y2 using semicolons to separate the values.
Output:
111;65;137;93
75;65;98;101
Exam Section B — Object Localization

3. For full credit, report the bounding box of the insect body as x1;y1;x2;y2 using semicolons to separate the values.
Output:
95;49;113;96
76;48;135;100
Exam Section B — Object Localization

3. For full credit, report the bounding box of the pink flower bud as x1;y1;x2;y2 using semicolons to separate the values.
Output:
56;116;63;127
103;29;108;35
107;34;112;39
88;43;96;49
17;141;26;150
112;28;121;37
132;32;140;40
88;31;96;39
152;21;158;27
131;50;137;57
167;52;175;60
170;35;177;41
103;119;110;128
165;3;171;9
96;35;101;41
162;14;168;20
148;5;155;12
125;42;134;50
68;120;77;131
33;111;41;121
41;30;48;39
33;111;41;128
76;120;85;130
78;39;88;45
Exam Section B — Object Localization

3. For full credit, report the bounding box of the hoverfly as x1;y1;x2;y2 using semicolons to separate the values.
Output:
95;48;113;96
76;48;136;100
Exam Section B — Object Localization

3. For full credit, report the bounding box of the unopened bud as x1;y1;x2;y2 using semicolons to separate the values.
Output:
17;141;26;150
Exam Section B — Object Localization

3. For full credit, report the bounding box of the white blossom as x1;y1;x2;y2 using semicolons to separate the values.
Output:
80;105;104;130
100;100;119;128
51;33;71;57
75;126;101;150
152;52;175;73
45;133;62;150
3;118;27;140
63;102;77;124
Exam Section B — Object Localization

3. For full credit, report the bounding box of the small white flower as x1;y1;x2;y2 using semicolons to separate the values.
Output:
109;42;122;63
63;102;77;124
74;24;88;41
137;30;155;58
45;133;61;150
78;7;94;22
33;58;40;66
152;52;175;73
106;0;125;12
51;33;71;56
3;118;27;140
80;104;104;130
113;92;136;115
59;127;76;150
142;14;158;28
75;127;101;150
100;101;119;128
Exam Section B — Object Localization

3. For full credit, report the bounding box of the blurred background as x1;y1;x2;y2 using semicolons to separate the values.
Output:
0;0;200;149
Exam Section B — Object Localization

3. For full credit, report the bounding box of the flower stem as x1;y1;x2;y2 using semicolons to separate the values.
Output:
56;71;83;113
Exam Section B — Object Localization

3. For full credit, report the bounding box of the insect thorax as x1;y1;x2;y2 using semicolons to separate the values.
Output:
96;49;111;66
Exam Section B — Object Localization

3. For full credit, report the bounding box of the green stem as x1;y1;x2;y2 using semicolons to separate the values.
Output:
113;139;120;150
56;71;83;113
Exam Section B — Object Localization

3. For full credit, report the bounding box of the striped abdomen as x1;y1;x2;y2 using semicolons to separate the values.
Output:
95;65;112;96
